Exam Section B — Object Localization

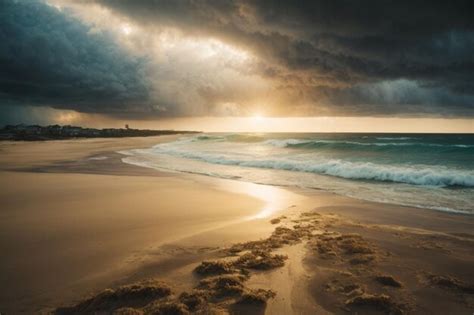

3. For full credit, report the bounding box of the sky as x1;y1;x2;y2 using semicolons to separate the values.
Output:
0;0;473;132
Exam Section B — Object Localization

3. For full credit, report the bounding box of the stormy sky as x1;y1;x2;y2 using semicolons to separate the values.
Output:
1;0;474;125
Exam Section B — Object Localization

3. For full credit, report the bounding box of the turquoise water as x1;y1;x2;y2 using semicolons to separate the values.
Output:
121;133;474;214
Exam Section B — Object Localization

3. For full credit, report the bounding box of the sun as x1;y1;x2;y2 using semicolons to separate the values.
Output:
252;113;264;122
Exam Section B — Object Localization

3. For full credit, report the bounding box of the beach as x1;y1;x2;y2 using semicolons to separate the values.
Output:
0;136;473;314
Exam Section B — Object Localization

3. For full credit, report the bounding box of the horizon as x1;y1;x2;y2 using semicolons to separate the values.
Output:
2;115;473;134
4;122;474;135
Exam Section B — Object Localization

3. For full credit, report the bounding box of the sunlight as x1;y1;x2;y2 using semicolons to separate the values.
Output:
219;181;299;219
252;113;264;122
56;111;80;124
152;29;251;63
242;183;303;219
120;24;132;36
184;38;250;62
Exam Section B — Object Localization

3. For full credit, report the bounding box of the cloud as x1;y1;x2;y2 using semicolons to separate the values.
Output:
1;0;473;121
95;0;474;117
312;79;474;117
0;0;151;115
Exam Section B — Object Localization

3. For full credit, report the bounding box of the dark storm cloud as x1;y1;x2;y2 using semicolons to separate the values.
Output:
98;0;474;117
1;0;473;119
0;0;152;115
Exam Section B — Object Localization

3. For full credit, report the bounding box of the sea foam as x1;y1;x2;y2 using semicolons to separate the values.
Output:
145;143;474;187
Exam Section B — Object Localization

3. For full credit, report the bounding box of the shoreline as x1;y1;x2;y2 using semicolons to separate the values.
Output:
1;137;473;314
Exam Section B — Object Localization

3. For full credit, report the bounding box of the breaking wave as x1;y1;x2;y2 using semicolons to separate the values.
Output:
146;145;474;187
262;138;474;149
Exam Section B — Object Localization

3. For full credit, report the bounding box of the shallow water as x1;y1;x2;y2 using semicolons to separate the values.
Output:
120;133;474;214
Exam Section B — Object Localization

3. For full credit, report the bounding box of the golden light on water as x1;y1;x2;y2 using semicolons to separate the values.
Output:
218;181;301;219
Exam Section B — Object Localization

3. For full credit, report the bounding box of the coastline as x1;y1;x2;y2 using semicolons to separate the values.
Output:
0;137;473;314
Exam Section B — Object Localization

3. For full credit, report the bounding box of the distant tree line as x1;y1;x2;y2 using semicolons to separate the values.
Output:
0;124;199;141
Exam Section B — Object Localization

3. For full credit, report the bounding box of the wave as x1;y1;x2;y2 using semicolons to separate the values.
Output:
375;137;417;140
144;145;474;187
193;134;265;143
189;134;473;149
194;135;225;141
262;138;474;149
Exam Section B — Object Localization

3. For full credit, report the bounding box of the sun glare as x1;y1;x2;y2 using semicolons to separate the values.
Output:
252;114;264;122
120;24;132;36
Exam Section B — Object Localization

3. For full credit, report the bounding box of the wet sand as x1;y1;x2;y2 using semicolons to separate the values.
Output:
0;138;473;314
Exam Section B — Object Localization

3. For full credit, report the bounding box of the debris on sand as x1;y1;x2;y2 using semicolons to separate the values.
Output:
270;218;281;224
113;307;144;315
178;291;207;311
270;215;287;225
194;260;237;276
57;274;272;315
234;250;288;270
144;301;190;315
337;234;375;255
427;274;474;294
349;255;375;265
270;215;286;224
301;211;321;217
199;275;246;297
345;293;405;315
313;232;377;264
375;275;403;288
54;280;171;314
55;211;319;315
326;279;365;298
225;223;315;255
237;289;276;305
195;248;288;276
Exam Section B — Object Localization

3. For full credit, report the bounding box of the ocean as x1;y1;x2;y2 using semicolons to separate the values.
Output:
120;133;474;214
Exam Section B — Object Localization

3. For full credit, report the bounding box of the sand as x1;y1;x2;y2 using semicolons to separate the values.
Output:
0;137;473;314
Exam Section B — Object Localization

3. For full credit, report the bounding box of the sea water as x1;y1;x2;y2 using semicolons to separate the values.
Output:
120;133;474;214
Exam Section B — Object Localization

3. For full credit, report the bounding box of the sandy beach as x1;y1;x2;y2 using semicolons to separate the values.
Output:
1;137;473;314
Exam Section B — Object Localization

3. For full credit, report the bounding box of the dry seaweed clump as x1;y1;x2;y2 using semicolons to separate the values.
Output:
194;260;237;276
237;289;276;305
300;211;321;217
270;215;287;224
270;218;281;224
113;308;144;315
345;293;405;315
349;255;375;265
313;232;377;264
193;274;276;312
337;234;374;255
143;298;227;315
54;280;171;314
234;250;288;270
144;301;190;315
325;277;365;298
225;223;317;256
199;275;246;298
427;274;474;294
375;275;403;288
203;225;310;275
178;291;207;311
